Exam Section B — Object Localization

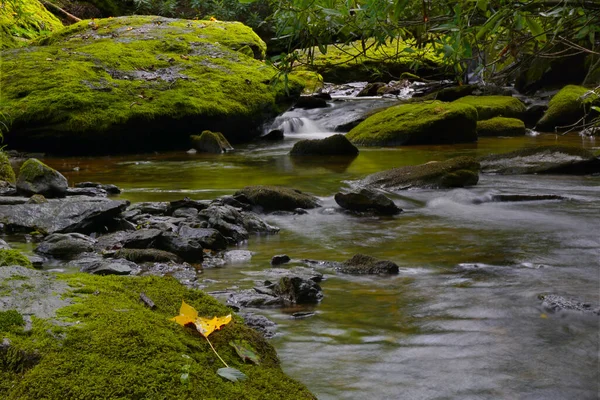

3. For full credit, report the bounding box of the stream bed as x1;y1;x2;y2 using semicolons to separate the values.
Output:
10;102;600;399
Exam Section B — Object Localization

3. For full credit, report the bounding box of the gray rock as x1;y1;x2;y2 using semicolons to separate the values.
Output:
199;204;249;243
65;187;108;197
294;96;328;109
156;232;204;263
81;258;138;275
261;129;284;141
0;198;129;234
290;134;359;156
0;196;29;205
239;312;277;338
0;238;10;249
336;254;399;275
35;233;96;259
137;262;200;286
235;185;320;212
240;211;279;234
172;207;199;219
272;275;323;304
168;198;209;214
190;130;234;153
223;250;253;263
334;188;401;215
226;289;282;308
271;254;291;265
540;294;600;315
16;158;68;198
95;229;162;250
113;248;182;263
75;182;121;195
127;202;169;215
176;225;227;251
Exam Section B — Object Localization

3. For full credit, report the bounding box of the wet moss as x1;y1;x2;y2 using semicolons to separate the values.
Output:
453;96;526;120
477;117;526;137
536;85;599;131
0;249;33;268
190;130;234;153
235;185;320;211
0;310;24;332
346;101;478;146
0;0;63;49
0;274;315;399
0;152;16;183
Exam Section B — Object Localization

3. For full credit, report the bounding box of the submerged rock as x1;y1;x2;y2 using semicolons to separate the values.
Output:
334;188;401;215
190;130;234;153
290;134;359;156
540;294;600;315
35;233;96;259
272;276;323;304
453;95;526;120
360;156;480;190
347;101;477;146
336;254;399;275
16;158;68;198
476;117;526;137
235;185;320;212
536;85;599;131
480;146;600;175
261;129;284;141
271;254;291;265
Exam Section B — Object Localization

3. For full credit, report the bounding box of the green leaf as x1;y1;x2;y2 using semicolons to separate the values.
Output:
476;0;488;12
237;0;257;3
217;367;248;382
230;340;261;365
476;10;506;41
525;16;546;42
592;106;600;112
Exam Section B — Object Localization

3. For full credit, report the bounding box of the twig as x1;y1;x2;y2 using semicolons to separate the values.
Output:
139;292;156;309
40;0;81;23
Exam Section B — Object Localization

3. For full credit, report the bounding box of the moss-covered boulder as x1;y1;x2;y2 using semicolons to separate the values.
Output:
536;85;599;132
0;0;63;49
16;158;68;198
346;101;477;146
190;130;234;153
360;156;480;190
290;134;358;156
0;249;33;268
0;268;315;398
480;146;600;175
1;16;303;155
0;152;16;183
334;188;401;215
477;117;526;137
453;96;526;121
235;185;320;212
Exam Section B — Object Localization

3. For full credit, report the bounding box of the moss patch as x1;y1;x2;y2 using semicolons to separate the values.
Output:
0;152;16;183
0;310;24;332
346;101;477;146
0;0;63;49
477;117;526;137
190;130;234;153
536;85;599;131
0;249;33;268
0;273;315;399
235;185;320;211
1;16;303;154
453;96;526;121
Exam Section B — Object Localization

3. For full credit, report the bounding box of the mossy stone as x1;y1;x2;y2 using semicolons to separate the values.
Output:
477;117;526;137
235;185;320;211
190;130;234;154
453;96;527;120
0;0;63;49
1;16;303;155
536;85;599;131
346;101;478;146
0;152;15;183
16;158;68;198
0;249;33;268
114;248;182;263
0;310;25;332
290;134;358;156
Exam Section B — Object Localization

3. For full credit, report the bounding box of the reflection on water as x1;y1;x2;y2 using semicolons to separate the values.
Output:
36;128;600;399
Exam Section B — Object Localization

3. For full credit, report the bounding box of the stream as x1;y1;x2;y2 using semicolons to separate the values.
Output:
10;97;600;399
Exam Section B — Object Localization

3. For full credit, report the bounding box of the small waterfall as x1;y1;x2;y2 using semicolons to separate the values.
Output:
266;110;334;140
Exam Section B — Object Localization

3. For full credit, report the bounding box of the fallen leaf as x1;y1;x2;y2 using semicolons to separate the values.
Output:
217;367;247;382
195;314;231;338
170;300;198;326
230;340;260;364
210;17;218;22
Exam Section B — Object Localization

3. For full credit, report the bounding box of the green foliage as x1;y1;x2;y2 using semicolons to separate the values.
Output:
0;249;33;269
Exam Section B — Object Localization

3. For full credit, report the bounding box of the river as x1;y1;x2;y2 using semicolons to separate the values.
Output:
13;98;600;399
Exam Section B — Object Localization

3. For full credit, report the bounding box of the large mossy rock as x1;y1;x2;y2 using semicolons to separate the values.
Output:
0;269;316;399
346;101;478;146
335;254;400;275
477;117;526;137
290;134;358;156
0;152;15;183
235;185;320;212
16;158;68;198
0;0;63;49
480;146;600;175
190;130;234;153
360;156;480;190
1;16;303;154
453;96;526;121
536;85;599;132
334;189;401;215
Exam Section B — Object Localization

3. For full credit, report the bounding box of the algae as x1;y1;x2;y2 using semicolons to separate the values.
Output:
453;96;526;121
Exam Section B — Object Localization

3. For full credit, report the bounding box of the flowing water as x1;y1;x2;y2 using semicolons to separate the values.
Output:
14;101;600;399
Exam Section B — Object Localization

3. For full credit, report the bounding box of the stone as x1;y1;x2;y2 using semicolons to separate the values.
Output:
536;85;599;132
127;202;169;215
176;225;227;251
271;254;291;266
156;232;204;263
239;312;277;338
334;188;401;215
476;117;526;137
0;151;16;183
27;194;47;204
199;204;249;243
294;95;328;109
172;207;199;219
114;248;182;263
35;233;97;259
360;156;480;190
16;158;68;198
95;229;163;250
540;294;600;315
75;182;122;195
290;134;359;156
272;276;323;304
235;185;320;212
80;258;138;275
65;187;108;197
357;82;386;97
453;95;527;120
337;254;399;274
168;198;210;214
190;130;234;154
261;129;284;141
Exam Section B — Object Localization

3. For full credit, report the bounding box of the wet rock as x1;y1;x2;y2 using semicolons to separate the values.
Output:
334;188;401;215
235;185;320;212
172;207;199;219
190;130;234;153
540;294;600;315
95;229;162;250
0;238;10;249
522;103;547;127
361;156;480;190
453;95;526;121
271;254;291;265
80;258;138;275
0;196;29;205
0;198;129;234
133;215;186;232
431;84;475;101
536;85;599;131
35;233;96;259
0;181;17;196
113;248;182;263
176;225;227;250
240;211;279;234
65;187;108;197
290;134;359;156
27;194;47;204
156;232;204;263
16;158;68;198
227;289;282;308
357;82;386;97
199;204;249;243
239;312;277;338
255;267;323;283
75;182;121;195
223;250;253;263
168;198;210;214
127;202;169;215
476;117;526;137
138;262;200;287
335;254;399;274
272;276;323;304
480;146;600;175
294;95;328;109
261;129;284;141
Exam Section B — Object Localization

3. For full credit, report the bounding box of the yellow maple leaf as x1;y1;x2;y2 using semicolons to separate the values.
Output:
195;315;232;338
210;16;218;22
170;300;198;326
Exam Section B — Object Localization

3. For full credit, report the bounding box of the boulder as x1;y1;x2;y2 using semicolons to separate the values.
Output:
75;182;121;195
80;258;138;275
16;158;68;198
453;95;526;120
240;211;280;234
235;185;320;212
294;95;328;109
1;16;303;154
127;202;169;215
0;0;63;50
261;129;284;141
360;156;480;190
290;134;359;156
95;229;163;250
272;276;323;304
346;101;477;146
271;254;291;266
480;146;600;175
536;85;599;131
334;188;401;215
199;204;249;243
476;117;526;137
540;294;600;315
176;225;227;250
156;232;204;262
65;187;108;197
0;152;15;183
335;254;399;274
35;233;96;259
190;130;234;154
0;198;129;234
357;82;386;97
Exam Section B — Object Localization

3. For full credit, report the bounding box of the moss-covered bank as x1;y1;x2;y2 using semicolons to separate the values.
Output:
0;271;315;399
0;16;303;154
0;0;63;49
453;96;526;121
536;85;599;132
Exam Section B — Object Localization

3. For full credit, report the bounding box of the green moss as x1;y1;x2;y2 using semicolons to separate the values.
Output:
0;274;315;399
290;134;358;156
17;158;47;183
289;70;324;94
0;310;24;332
346;101;478;146
477;117;526;137
190;130;233;153
297;39;445;83
1;16;303;154
536;85;599;131
0;152;15;183
115;248;181;263
0;249;33;268
453;96;526;121
0;0;63;49
235;185;320;211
